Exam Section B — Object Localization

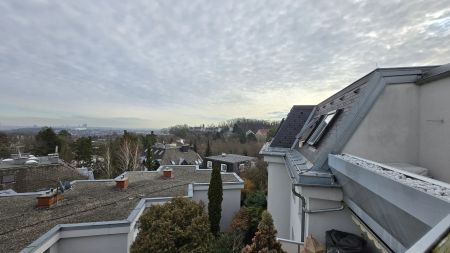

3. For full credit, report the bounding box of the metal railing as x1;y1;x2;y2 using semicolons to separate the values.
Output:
277;238;304;253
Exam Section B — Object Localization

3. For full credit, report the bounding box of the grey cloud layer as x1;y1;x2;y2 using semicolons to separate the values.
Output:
0;0;449;127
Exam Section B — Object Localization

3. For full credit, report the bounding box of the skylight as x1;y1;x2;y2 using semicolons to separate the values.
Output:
307;110;339;146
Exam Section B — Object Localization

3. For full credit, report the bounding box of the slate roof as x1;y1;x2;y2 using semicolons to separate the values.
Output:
153;147;203;165
206;154;256;164
0;166;239;252
270;105;314;148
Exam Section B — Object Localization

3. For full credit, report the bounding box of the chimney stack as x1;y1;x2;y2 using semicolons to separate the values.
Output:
37;189;64;208
115;176;129;189
180;145;189;152
163;168;173;178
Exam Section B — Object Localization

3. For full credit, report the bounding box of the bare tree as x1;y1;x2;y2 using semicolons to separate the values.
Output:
118;137;132;172
131;141;141;171
103;142;113;178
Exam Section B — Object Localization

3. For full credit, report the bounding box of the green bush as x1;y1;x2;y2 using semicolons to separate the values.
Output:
131;198;212;253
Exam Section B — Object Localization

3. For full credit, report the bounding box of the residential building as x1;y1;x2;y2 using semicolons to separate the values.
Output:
204;153;257;174
261;64;450;253
0;165;244;253
255;128;269;141
151;143;203;167
0;162;87;193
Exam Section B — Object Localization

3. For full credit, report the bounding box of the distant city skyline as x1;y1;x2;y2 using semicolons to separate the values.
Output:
1;0;449;128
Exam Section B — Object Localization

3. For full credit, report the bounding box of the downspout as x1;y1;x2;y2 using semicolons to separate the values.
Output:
290;182;345;242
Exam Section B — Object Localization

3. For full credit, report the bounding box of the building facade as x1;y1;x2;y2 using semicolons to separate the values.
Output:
261;64;450;253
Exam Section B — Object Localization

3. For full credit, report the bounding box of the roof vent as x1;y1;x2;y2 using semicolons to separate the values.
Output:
163;168;173;178
115;176;129;189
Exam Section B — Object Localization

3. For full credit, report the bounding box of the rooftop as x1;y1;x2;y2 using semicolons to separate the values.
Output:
270;105;314;148
0;166;239;252
206;154;256;164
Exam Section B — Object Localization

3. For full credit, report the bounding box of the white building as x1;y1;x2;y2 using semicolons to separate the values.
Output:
261;64;450;253
0;165;243;253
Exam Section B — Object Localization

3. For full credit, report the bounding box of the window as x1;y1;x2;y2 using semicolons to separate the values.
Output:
220;164;227;172
207;161;212;169
307;110;339;146
2;175;15;184
299;116;323;145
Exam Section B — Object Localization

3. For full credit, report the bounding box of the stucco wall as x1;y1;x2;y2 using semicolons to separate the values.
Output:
266;156;291;238
57;233;128;253
192;186;242;231
343;84;420;164
419;76;450;182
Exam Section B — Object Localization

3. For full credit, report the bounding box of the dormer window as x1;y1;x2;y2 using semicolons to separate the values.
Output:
307;110;340;146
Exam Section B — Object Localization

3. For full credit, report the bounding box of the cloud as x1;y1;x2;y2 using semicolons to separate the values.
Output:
0;0;449;128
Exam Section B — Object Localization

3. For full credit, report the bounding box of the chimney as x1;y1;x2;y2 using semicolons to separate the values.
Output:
115;176;129;189
221;153;226;157
180;145;189;152
37;189;64;208
163;168;173;178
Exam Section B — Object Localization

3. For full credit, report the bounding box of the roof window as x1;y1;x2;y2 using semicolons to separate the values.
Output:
307;110;340;146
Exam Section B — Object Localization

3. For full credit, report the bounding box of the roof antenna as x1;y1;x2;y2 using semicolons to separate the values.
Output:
375;62;379;68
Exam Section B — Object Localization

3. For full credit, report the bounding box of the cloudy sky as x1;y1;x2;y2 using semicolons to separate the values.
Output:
0;0;449;128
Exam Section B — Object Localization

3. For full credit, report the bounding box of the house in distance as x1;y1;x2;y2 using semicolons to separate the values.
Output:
203;153;257;174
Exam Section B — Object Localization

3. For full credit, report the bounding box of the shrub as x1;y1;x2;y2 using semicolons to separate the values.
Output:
131;198;212;253
210;232;244;253
241;211;285;253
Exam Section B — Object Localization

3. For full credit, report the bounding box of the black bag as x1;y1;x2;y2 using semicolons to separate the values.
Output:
326;229;365;253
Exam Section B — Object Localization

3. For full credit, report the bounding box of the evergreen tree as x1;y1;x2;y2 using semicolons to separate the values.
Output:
145;147;155;170
241;211;285;253
73;137;93;166
193;140;198;153
0;132;10;159
205;139;212;157
35;127;61;155
208;164;223;236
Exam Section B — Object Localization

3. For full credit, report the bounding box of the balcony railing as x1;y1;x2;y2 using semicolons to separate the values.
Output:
277;238;304;253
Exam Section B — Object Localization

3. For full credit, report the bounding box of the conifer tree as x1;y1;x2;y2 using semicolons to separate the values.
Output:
205;139;212;157
208;164;223;236
241;211;285;253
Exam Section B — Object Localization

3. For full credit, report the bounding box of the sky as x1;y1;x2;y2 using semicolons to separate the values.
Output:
0;0;449;129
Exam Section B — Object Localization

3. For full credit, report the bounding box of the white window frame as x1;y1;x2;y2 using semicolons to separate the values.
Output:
220;164;227;172
207;161;212;169
307;110;338;146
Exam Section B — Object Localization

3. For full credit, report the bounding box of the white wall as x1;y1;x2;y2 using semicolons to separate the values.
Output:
192;185;242;231
299;186;360;245
57;234;129;253
419;77;450;182
266;156;291;238
343;84;420;164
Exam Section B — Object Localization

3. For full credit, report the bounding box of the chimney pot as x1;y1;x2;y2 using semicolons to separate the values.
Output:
115;177;129;189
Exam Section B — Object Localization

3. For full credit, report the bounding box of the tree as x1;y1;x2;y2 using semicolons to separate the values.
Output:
117;131;141;171
208;164;223;236
73;137;93;166
205;139;212;157
0;132;10;159
103;142;114;178
131;198;212;253
35;127;60;155
241;211;285;253
145;146;156;171
58;130;73;162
